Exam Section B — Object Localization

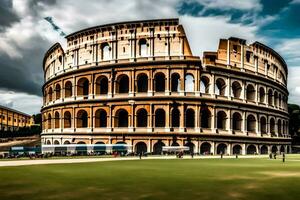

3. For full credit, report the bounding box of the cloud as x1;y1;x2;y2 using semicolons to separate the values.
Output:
194;0;262;11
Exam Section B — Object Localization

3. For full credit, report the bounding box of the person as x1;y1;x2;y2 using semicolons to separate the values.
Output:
269;153;272;159
139;152;142;159
191;152;194;159
236;154;238;159
282;153;285;162
221;151;223;159
274;153;277;159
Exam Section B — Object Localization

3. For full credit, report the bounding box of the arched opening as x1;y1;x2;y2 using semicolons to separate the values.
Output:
171;73;180;92
246;84;256;101
217;143;227;154
54;112;60;129
102;43;110;60
65;81;72;98
139;39;147;57
200;76;210;94
217;111;227;130
48;87;53;102
260;145;268;154
185;74;194;92
47;113;52;129
94;141;106;154
279;94;282;107
260;117;267;135
115;109;128;127
154;73;165;92
137;74;148;93
259;87;265;103
233;145;242;155
270;118;275;136
135;142;147;154
95;76;108;95
215;78;226;96
274;91;278;107
155;109;165;127
268;89;273;106
277;119;282;136
76;141;87;155
247;114;256;132
117;75;129;93
171;108;180;128
54;140;60;145
112;141;127;153
232;112;242;131
200;107;211;128
46;140;51;145
171;141;180;147
64;111;71;128
246;145;257;154
64;141;71;145
200;142;211;155
137;109;147;127
271;145;278;153
185;108;195;128
232;81;242;98
95;109;107;128
77;110;88;128
153;141;165;155
77;78;89;96
55;84;61;100
184;142;195;154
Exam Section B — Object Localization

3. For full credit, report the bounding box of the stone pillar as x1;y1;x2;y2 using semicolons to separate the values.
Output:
211;74;215;97
179;104;185;132
240;44;244;71
227;40;230;66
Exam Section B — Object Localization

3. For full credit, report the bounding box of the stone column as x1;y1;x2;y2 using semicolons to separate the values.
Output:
227;40;230;66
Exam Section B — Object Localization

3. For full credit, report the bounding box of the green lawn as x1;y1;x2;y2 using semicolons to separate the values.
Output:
1;156;300;200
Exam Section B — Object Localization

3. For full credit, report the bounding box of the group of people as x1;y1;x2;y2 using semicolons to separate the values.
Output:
269;152;286;162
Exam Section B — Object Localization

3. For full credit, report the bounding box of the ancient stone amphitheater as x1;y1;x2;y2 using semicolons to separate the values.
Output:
41;18;290;155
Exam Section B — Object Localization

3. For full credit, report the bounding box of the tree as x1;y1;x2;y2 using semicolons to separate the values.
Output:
288;104;300;137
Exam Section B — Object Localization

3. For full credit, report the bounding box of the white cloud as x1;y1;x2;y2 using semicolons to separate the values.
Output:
287;67;300;105
194;0;262;11
0;90;42;115
275;38;300;66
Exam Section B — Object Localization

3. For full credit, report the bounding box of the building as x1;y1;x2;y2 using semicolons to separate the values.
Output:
0;105;33;131
41;18;291;155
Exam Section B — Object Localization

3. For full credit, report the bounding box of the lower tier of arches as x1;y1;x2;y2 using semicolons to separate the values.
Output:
41;134;291;155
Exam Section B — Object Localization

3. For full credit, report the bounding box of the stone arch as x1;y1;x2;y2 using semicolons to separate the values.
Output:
200;142;211;155
137;73;148;93
274;91;279;107
185;74;194;92
48;87;53;102
260;116;267;135
47;113;52;129
247;114;256;132
270;118;275;136
154;72;165;92
155;109;165;127
115;109;128;127
135;142;147;154
64;111;72;128
246;84;256;101
153;141;165;155
171;108;180;128
101;43;110;60
268;89;273;105
54;111;60;129
277;119;282;136
55;84;61;100
271;145;278;153
77;78;89;96
232;81;242;98
116;74;129;93
217;143;227;154
184;142;195;153
232;112;242;131
185;108;195;128
171;73;180;92
200;107;211;128
260;145;268;154
136;108;148;127
46;140;51;145
217;110;227;130
246;144;257;154
54;140;60;145
77;110;88;128
95;109;107;128
215;78;226;96
64;81;73;98
280;145;285;153
64;140;71;145
259;87;265;103
171;141;180;146
232;144;242;155
200;76;210;93
138;38;147;57
95;76;108;95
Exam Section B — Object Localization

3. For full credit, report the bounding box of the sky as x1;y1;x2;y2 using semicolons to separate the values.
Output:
0;0;300;115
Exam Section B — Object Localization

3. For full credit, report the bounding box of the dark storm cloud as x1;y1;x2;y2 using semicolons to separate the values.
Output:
0;0;20;32
0;36;49;96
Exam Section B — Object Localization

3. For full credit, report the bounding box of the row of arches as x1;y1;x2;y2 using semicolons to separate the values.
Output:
44;73;288;111
45;139;288;155
43;107;288;136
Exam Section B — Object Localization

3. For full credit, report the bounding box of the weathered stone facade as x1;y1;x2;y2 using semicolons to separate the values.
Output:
41;19;290;155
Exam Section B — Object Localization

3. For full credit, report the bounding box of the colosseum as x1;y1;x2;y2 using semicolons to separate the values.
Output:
41;18;291;155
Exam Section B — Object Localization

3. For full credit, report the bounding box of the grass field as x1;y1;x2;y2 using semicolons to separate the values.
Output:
1;155;300;200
